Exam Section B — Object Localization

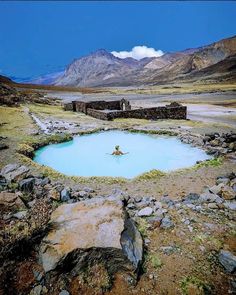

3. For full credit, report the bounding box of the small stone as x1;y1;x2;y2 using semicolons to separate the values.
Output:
60;187;70;202
59;291;70;295
13;210;27;219
78;190;90;198
28;199;36;208
154;201;162;209
160;217;174;229
127;203;136;209
147;216;162;228
83;187;94;193
160;246;177;255
219;250;236;273
137;207;153;217
30;285;42;295
208;203;218;209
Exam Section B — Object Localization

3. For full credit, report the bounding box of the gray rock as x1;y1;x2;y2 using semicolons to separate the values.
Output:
28;199;36;208
219;250;236;273
160;217;174;229
35;177;50;187
207;203;218;209
30;285;42;295
83;186;94;193
224;201;236;211
39;197;143;279
199;192;219;203
209;183;224;195
33;269;44;282
183;193;200;204
216;177;229;185
1;164;29;182
19;178;35;193
60;187;71;202
154;201;162;209
121;218;143;270
136;200;151;209
127;203;136;209
134;196;142;203
160;246;178;255
13;210;27;219
78;190;90;198
137;207;153;217
147;216;162;227
59;291;70;295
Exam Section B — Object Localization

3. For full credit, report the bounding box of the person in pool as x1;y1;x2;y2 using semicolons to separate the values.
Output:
111;145;128;156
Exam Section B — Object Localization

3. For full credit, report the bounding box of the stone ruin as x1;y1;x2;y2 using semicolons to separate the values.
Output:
64;99;187;121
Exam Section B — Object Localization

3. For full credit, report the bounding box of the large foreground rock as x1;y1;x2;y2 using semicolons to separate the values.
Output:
40;197;143;277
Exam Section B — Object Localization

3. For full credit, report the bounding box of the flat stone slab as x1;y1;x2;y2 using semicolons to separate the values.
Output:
40;197;143;274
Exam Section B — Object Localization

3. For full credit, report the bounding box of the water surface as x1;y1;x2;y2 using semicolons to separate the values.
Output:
34;130;211;178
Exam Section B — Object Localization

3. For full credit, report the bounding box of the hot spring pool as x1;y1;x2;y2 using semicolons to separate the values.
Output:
34;130;211;178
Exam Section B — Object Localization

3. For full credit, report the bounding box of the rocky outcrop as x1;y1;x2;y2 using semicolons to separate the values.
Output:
39;196;143;278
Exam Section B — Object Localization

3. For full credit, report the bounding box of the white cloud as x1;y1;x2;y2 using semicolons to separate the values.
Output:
111;45;164;60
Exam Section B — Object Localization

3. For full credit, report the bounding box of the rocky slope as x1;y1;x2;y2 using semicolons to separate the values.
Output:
55;35;236;87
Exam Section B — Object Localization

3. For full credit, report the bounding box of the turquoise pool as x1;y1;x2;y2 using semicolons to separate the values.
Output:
34;130;211;178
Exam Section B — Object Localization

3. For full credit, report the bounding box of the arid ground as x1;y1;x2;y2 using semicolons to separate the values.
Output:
0;83;236;295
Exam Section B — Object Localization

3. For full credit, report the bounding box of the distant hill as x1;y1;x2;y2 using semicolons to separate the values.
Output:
55;35;236;87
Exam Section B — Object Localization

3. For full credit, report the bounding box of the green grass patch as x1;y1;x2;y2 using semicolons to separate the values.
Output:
180;276;211;295
135;169;166;181
194;157;223;168
148;253;163;269
136;218;150;238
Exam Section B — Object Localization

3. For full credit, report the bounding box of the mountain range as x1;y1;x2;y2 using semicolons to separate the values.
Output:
54;35;236;87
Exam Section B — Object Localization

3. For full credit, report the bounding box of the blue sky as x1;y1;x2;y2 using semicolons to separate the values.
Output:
0;1;236;79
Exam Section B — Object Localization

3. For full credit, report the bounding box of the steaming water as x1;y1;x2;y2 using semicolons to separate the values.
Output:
34;130;211;178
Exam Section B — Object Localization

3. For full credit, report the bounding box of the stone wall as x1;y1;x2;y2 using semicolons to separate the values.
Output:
64;99;187;121
73;100;121;114
87;105;186;121
64;102;73;111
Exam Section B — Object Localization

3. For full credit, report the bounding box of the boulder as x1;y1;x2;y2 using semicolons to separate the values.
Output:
137;207;153;217
1;164;29;182
48;188;60;201
19;177;35;193
224;201;236;211
182;193;200;204
216;177;230;186
220;185;236;200
39;197;143;278
0;191;26;212
209;183;224;195
219;250;236;273
160;217;174;229
60;187;70;202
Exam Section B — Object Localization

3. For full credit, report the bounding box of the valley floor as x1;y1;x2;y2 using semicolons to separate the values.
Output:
0;88;236;295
